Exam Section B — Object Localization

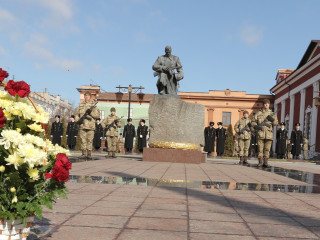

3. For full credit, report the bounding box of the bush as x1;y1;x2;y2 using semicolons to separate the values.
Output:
224;124;234;157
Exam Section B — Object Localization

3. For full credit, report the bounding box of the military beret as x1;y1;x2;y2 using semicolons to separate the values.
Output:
70;115;75;118
55;115;60;118
110;107;116;112
140;119;145;123
295;122;300;126
263;99;270;104
243;110;249;115
127;118;132;122
209;122;214;126
84;91;92;96
97;118;101;121
280;122;285;126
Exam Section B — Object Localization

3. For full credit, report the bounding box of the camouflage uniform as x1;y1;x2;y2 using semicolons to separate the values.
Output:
251;107;278;166
75;99;100;157
303;137;309;160
101;113;121;157
234;117;251;164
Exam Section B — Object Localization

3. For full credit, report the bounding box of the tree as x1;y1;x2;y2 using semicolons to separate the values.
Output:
224;124;234;157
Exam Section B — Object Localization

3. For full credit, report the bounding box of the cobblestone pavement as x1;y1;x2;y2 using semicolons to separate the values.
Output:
28;154;320;240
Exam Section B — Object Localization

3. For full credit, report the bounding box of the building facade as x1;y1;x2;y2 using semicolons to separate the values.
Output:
271;40;320;157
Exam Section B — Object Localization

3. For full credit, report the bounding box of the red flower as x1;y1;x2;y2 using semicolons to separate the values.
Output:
46;165;69;182
5;80;30;98
55;153;72;170
0;108;6;128
0;68;9;82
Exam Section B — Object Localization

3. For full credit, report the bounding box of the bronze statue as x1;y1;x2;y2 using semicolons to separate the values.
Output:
152;46;184;95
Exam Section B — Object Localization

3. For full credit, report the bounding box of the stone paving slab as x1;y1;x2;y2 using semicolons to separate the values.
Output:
27;155;320;240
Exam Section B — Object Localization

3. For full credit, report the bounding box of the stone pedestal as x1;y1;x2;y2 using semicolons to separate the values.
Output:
143;148;206;164
145;95;205;163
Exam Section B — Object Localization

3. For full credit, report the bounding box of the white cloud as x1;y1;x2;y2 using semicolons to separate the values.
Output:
135;30;152;43
239;25;264;46
107;66;125;76
23;34;83;71
0;44;7;56
31;0;73;19
0;8;17;30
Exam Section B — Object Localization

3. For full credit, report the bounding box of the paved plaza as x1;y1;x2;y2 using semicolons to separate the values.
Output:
28;155;320;240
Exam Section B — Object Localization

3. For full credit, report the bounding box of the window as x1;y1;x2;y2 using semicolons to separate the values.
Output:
100;110;105;120
222;112;231;126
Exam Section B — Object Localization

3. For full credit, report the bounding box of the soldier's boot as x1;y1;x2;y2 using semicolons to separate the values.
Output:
112;152;116;158
257;158;263;167
80;150;87;159
263;158;269;167
105;152;112;158
87;150;92;160
243;156;249;166
239;156;243;165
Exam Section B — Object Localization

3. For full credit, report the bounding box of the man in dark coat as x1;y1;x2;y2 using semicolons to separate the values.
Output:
204;122;215;157
291;122;303;159
123;118;136;153
93;118;103;151
137;119;148;153
276;122;288;159
216;122;226;157
66;115;78;150
51;115;63;146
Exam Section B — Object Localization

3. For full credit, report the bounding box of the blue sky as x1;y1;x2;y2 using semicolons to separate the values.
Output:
0;0;320;106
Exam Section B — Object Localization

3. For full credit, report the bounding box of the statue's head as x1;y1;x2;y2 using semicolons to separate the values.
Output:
165;45;172;56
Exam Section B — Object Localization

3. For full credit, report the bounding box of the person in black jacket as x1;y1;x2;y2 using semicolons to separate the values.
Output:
276;122;288;159
123;118;136;153
66;115;78;150
204;122;215;157
93;118;103;151
216;122;226;157
137;119;148;153
291;122;303;159
51;115;63;146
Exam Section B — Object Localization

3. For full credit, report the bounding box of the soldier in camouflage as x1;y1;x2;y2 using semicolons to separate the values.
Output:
234;110;251;165
75;92;100;159
102;107;122;158
251;99;278;167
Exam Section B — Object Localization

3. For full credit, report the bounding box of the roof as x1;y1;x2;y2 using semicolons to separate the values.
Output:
97;92;155;102
297;40;320;69
277;69;294;74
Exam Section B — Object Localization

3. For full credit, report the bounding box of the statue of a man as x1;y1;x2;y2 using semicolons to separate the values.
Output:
152;45;184;95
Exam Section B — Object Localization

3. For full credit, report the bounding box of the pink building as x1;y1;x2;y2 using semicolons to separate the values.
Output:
271;40;320;157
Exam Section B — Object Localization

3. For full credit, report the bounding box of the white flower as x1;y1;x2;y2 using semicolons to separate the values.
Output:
27;123;45;132
10;187;16;192
32;106;49;124
17;143;47;168
24;134;46;148
27;168;40;181
5;152;24;170
0;130;25;149
0;165;5;172
12;196;17;204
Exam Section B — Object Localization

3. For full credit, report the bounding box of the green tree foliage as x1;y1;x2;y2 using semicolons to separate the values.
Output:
224;124;234;157
61;118;67;148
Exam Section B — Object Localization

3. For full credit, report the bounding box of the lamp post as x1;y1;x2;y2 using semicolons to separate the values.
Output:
116;85;144;119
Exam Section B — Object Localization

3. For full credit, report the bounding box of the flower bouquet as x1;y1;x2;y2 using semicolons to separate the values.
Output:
0;68;71;239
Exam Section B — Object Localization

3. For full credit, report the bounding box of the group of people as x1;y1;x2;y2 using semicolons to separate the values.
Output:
204;122;227;157
51;91;149;159
204;98;309;168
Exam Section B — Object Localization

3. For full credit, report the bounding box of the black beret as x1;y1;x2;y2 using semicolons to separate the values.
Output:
210;122;214;126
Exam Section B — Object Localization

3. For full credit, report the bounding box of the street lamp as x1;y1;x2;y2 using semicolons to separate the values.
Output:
116;85;144;119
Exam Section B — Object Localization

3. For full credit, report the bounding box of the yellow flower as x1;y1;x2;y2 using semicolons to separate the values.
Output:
5;153;24;170
28;123;44;132
12;196;18;203
0;165;5;172
27;168;39;181
16;128;21;133
10;187;16;192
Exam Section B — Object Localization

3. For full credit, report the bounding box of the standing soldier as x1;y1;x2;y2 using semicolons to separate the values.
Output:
66;115;78;150
101;107;121;158
204;122;215;157
75;91;100;159
123;118;136;153
303;136;309;160
251;99;278;167
216;122;226;157
234;111;251;165
276;122;287;159
93;118;103;151
137;119;148;153
51;115;63;146
291;123;303;159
